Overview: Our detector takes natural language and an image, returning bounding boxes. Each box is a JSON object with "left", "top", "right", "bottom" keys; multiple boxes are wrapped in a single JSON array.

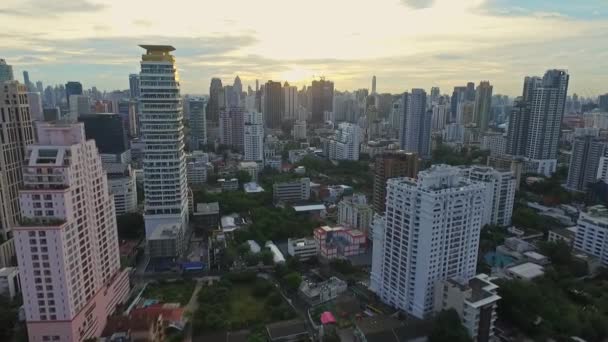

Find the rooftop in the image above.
[
  {"left": 195, "top": 202, "right": 219, "bottom": 215},
  {"left": 149, "top": 223, "right": 181, "bottom": 240},
  {"left": 139, "top": 44, "right": 176, "bottom": 52},
  {"left": 586, "top": 205, "right": 608, "bottom": 218},
  {"left": 266, "top": 320, "right": 309, "bottom": 341},
  {"left": 244, "top": 182, "right": 264, "bottom": 193},
  {"left": 507, "top": 262, "right": 545, "bottom": 279},
  {"left": 293, "top": 204, "right": 326, "bottom": 212}
]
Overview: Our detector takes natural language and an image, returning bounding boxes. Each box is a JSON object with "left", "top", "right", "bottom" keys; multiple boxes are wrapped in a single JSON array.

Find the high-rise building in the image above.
[
  {"left": 430, "top": 86, "right": 440, "bottom": 105},
  {"left": 129, "top": 74, "right": 140, "bottom": 99},
  {"left": 68, "top": 94, "right": 91, "bottom": 120},
  {"left": 284, "top": 83, "right": 298, "bottom": 121},
  {"left": 206, "top": 78, "right": 223, "bottom": 142},
  {"left": 0, "top": 81, "right": 35, "bottom": 243},
  {"left": 22, "top": 71, "right": 32, "bottom": 90},
  {"left": 139, "top": 45, "right": 188, "bottom": 256},
  {"left": 338, "top": 194, "right": 373, "bottom": 236},
  {"left": 263, "top": 80, "right": 283, "bottom": 129},
  {"left": 36, "top": 81, "right": 43, "bottom": 94},
  {"left": 505, "top": 97, "right": 530, "bottom": 156},
  {"left": 293, "top": 120, "right": 307, "bottom": 140},
  {"left": 371, "top": 75, "right": 377, "bottom": 94},
  {"left": 525, "top": 70, "right": 569, "bottom": 169},
  {"left": 27, "top": 92, "right": 44, "bottom": 121},
  {"left": 233, "top": 76, "right": 243, "bottom": 105},
  {"left": 0, "top": 59, "right": 14, "bottom": 82},
  {"left": 460, "top": 166, "right": 516, "bottom": 227},
  {"left": 566, "top": 128, "right": 607, "bottom": 192},
  {"left": 79, "top": 113, "right": 128, "bottom": 155},
  {"left": 105, "top": 163, "right": 138, "bottom": 215},
  {"left": 480, "top": 132, "right": 507, "bottom": 156},
  {"left": 400, "top": 89, "right": 432, "bottom": 158},
  {"left": 599, "top": 94, "right": 608, "bottom": 112},
  {"left": 186, "top": 151, "right": 209, "bottom": 186},
  {"left": 466, "top": 82, "right": 476, "bottom": 101},
  {"left": 65, "top": 81, "right": 83, "bottom": 106},
  {"left": 431, "top": 103, "right": 449, "bottom": 131},
  {"left": 474, "top": 81, "right": 493, "bottom": 132},
  {"left": 574, "top": 205, "right": 608, "bottom": 267},
  {"left": 243, "top": 111, "right": 264, "bottom": 162},
  {"left": 189, "top": 98, "right": 207, "bottom": 150},
  {"left": 13, "top": 122, "right": 129, "bottom": 341},
  {"left": 451, "top": 86, "right": 467, "bottom": 122},
  {"left": 311, "top": 79, "right": 334, "bottom": 124},
  {"left": 219, "top": 107, "right": 245, "bottom": 151},
  {"left": 370, "top": 165, "right": 485, "bottom": 318},
  {"left": 372, "top": 151, "right": 419, "bottom": 214},
  {"left": 327, "top": 122, "right": 360, "bottom": 161}
]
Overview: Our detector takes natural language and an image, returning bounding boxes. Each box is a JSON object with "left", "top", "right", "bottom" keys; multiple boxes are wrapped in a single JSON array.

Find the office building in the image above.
[
  {"left": 400, "top": 89, "right": 432, "bottom": 158},
  {"left": 460, "top": 166, "right": 516, "bottom": 227},
  {"left": 263, "top": 80, "right": 283, "bottom": 129},
  {"left": 206, "top": 78, "right": 223, "bottom": 142},
  {"left": 0, "top": 81, "right": 35, "bottom": 241},
  {"left": 505, "top": 98, "right": 530, "bottom": 156},
  {"left": 187, "top": 151, "right": 209, "bottom": 186},
  {"left": 244, "top": 111, "right": 264, "bottom": 162},
  {"left": 219, "top": 106, "right": 245, "bottom": 151},
  {"left": 599, "top": 94, "right": 608, "bottom": 112},
  {"left": 13, "top": 122, "right": 129, "bottom": 341},
  {"left": 287, "top": 238, "right": 317, "bottom": 260},
  {"left": 430, "top": 86, "right": 440, "bottom": 105},
  {"left": 65, "top": 81, "right": 83, "bottom": 106},
  {"left": 293, "top": 120, "right": 306, "bottom": 140},
  {"left": 370, "top": 165, "right": 485, "bottom": 318},
  {"left": 273, "top": 178, "right": 310, "bottom": 203},
  {"left": 311, "top": 79, "right": 334, "bottom": 124},
  {"left": 451, "top": 86, "right": 467, "bottom": 122},
  {"left": 327, "top": 122, "right": 360, "bottom": 161},
  {"left": 68, "top": 94, "right": 90, "bottom": 120},
  {"left": 189, "top": 98, "right": 207, "bottom": 150},
  {"left": 525, "top": 70, "right": 569, "bottom": 172},
  {"left": 0, "top": 59, "right": 13, "bottom": 82},
  {"left": 371, "top": 76, "right": 377, "bottom": 94},
  {"left": 474, "top": 81, "right": 493, "bottom": 131},
  {"left": 574, "top": 205, "right": 608, "bottom": 267},
  {"left": 129, "top": 74, "right": 140, "bottom": 99},
  {"left": 566, "top": 128, "right": 607, "bottom": 192},
  {"left": 372, "top": 151, "right": 419, "bottom": 214},
  {"left": 433, "top": 274, "right": 501, "bottom": 342},
  {"left": 284, "top": 83, "right": 298, "bottom": 121},
  {"left": 139, "top": 45, "right": 188, "bottom": 256},
  {"left": 431, "top": 103, "right": 449, "bottom": 131},
  {"left": 480, "top": 132, "right": 507, "bottom": 156},
  {"left": 338, "top": 194, "right": 373, "bottom": 236},
  {"left": 79, "top": 113, "right": 128, "bottom": 154},
  {"left": 22, "top": 71, "right": 32, "bottom": 91},
  {"left": 105, "top": 163, "right": 138, "bottom": 215},
  {"left": 27, "top": 92, "right": 43, "bottom": 121},
  {"left": 35, "top": 81, "right": 43, "bottom": 94}
]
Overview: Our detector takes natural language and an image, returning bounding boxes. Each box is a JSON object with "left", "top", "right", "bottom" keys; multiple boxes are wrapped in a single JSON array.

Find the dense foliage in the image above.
[
  {"left": 116, "top": 212, "right": 145, "bottom": 240},
  {"left": 428, "top": 309, "right": 472, "bottom": 342}
]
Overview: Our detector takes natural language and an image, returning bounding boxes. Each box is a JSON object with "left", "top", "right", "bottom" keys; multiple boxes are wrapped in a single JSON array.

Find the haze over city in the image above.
[{"left": 1, "top": 0, "right": 607, "bottom": 95}]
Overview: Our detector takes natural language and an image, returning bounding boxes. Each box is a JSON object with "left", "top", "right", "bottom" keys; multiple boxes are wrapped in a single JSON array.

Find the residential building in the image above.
[
  {"left": 431, "top": 103, "right": 449, "bottom": 131},
  {"left": 599, "top": 94, "right": 608, "bottom": 112},
  {"left": 314, "top": 225, "right": 366, "bottom": 260},
  {"left": 206, "top": 78, "right": 223, "bottom": 141},
  {"left": 147, "top": 223, "right": 184, "bottom": 258},
  {"left": 400, "top": 89, "right": 432, "bottom": 158},
  {"left": 460, "top": 165, "right": 516, "bottom": 226},
  {"left": 338, "top": 194, "right": 373, "bottom": 236},
  {"left": 0, "top": 267, "right": 20, "bottom": 299},
  {"left": 273, "top": 178, "right": 311, "bottom": 203},
  {"left": 299, "top": 276, "right": 347, "bottom": 305},
  {"left": 13, "top": 122, "right": 129, "bottom": 341},
  {"left": 566, "top": 128, "right": 607, "bottom": 192},
  {"left": 327, "top": 122, "right": 360, "bottom": 161},
  {"left": 372, "top": 151, "right": 419, "bottom": 214},
  {"left": 65, "top": 81, "right": 83, "bottom": 106},
  {"left": 27, "top": 92, "right": 43, "bottom": 121},
  {"left": 293, "top": 120, "right": 307, "bottom": 140},
  {"left": 480, "top": 132, "right": 506, "bottom": 156},
  {"left": 433, "top": 274, "right": 501, "bottom": 342},
  {"left": 0, "top": 81, "right": 35, "bottom": 242},
  {"left": 243, "top": 111, "right": 264, "bottom": 162},
  {"left": 238, "top": 161, "right": 259, "bottom": 182},
  {"left": 443, "top": 123, "right": 465, "bottom": 146},
  {"left": 129, "top": 73, "right": 140, "bottom": 99},
  {"left": 287, "top": 237, "right": 317, "bottom": 260},
  {"left": 139, "top": 45, "right": 189, "bottom": 256},
  {"left": 193, "top": 202, "right": 220, "bottom": 230},
  {"left": 264, "top": 81, "right": 283, "bottom": 129},
  {"left": 79, "top": 113, "right": 128, "bottom": 154},
  {"left": 474, "top": 81, "right": 493, "bottom": 131},
  {"left": 284, "top": 83, "right": 298, "bottom": 121},
  {"left": 311, "top": 79, "right": 334, "bottom": 124},
  {"left": 189, "top": 98, "right": 207, "bottom": 150},
  {"left": 574, "top": 205, "right": 608, "bottom": 267},
  {"left": 547, "top": 227, "right": 577, "bottom": 247},
  {"left": 370, "top": 165, "right": 486, "bottom": 318},
  {"left": 0, "top": 59, "right": 13, "bottom": 82},
  {"left": 219, "top": 106, "right": 245, "bottom": 151},
  {"left": 186, "top": 151, "right": 209, "bottom": 186},
  {"left": 505, "top": 97, "right": 530, "bottom": 156},
  {"left": 219, "top": 178, "right": 239, "bottom": 192},
  {"left": 105, "top": 163, "right": 138, "bottom": 215}
]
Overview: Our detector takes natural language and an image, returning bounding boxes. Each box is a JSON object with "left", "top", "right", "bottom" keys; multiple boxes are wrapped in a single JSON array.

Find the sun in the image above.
[{"left": 279, "top": 66, "right": 314, "bottom": 85}]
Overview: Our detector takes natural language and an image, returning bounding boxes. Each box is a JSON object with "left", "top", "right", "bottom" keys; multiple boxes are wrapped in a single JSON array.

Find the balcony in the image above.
[{"left": 19, "top": 217, "right": 66, "bottom": 227}]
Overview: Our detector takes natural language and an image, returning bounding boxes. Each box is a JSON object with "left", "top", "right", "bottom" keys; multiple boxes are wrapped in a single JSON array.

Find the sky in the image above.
[{"left": 1, "top": 0, "right": 607, "bottom": 96}]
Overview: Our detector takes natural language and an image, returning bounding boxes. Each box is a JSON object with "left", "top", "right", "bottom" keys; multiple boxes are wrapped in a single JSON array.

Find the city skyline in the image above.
[{"left": 1, "top": 0, "right": 606, "bottom": 96}]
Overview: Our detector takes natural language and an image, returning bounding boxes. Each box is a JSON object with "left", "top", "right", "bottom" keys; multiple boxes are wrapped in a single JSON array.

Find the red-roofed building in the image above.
[{"left": 314, "top": 225, "right": 366, "bottom": 260}]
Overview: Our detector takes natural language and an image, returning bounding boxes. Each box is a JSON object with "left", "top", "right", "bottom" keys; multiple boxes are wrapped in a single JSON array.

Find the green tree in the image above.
[
  {"left": 116, "top": 212, "right": 145, "bottom": 240},
  {"left": 428, "top": 309, "right": 472, "bottom": 342},
  {"left": 282, "top": 272, "right": 302, "bottom": 292},
  {"left": 236, "top": 170, "right": 253, "bottom": 184}
]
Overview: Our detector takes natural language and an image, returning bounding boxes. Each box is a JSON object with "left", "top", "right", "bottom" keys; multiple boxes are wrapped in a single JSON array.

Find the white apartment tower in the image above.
[
  {"left": 244, "top": 111, "right": 264, "bottom": 162},
  {"left": 284, "top": 84, "right": 298, "bottom": 120},
  {"left": 13, "top": 122, "right": 129, "bottom": 341},
  {"left": 338, "top": 194, "right": 373, "bottom": 236},
  {"left": 328, "top": 122, "right": 360, "bottom": 161},
  {"left": 574, "top": 205, "right": 608, "bottom": 267},
  {"left": 139, "top": 45, "right": 189, "bottom": 252},
  {"left": 371, "top": 165, "right": 486, "bottom": 318}
]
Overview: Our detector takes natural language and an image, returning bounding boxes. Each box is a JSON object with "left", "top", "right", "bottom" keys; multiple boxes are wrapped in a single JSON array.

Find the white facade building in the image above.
[
  {"left": 287, "top": 237, "right": 317, "bottom": 260},
  {"left": 574, "top": 205, "right": 608, "bottom": 267},
  {"left": 139, "top": 45, "right": 189, "bottom": 253},
  {"left": 273, "top": 178, "right": 311, "bottom": 203},
  {"left": 328, "top": 122, "right": 360, "bottom": 161},
  {"left": 68, "top": 94, "right": 90, "bottom": 120},
  {"left": 480, "top": 132, "right": 507, "bottom": 156},
  {"left": 27, "top": 92, "right": 44, "bottom": 121},
  {"left": 431, "top": 103, "right": 449, "bottom": 132},
  {"left": 293, "top": 120, "right": 307, "bottom": 140},
  {"left": 370, "top": 165, "right": 486, "bottom": 318},
  {"left": 0, "top": 267, "right": 20, "bottom": 299},
  {"left": 186, "top": 151, "right": 209, "bottom": 186},
  {"left": 105, "top": 163, "right": 138, "bottom": 215},
  {"left": 284, "top": 85, "right": 298, "bottom": 120},
  {"left": 337, "top": 194, "right": 373, "bottom": 236},
  {"left": 244, "top": 111, "right": 264, "bottom": 162}
]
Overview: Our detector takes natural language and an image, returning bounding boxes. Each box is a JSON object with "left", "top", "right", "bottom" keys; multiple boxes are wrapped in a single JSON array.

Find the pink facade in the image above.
[
  {"left": 314, "top": 225, "right": 366, "bottom": 260},
  {"left": 13, "top": 122, "right": 130, "bottom": 341}
]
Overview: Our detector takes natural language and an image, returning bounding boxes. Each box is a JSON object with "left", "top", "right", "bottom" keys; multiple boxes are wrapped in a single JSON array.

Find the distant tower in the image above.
[
  {"left": 0, "top": 59, "right": 14, "bottom": 82},
  {"left": 400, "top": 89, "right": 432, "bottom": 158},
  {"left": 22, "top": 71, "right": 31, "bottom": 88},
  {"left": 244, "top": 111, "right": 264, "bottom": 162},
  {"left": 189, "top": 98, "right": 207, "bottom": 149},
  {"left": 263, "top": 80, "right": 283, "bottom": 129},
  {"left": 474, "top": 81, "right": 493, "bottom": 132},
  {"left": 65, "top": 81, "right": 83, "bottom": 106},
  {"left": 372, "top": 75, "right": 377, "bottom": 94},
  {"left": 129, "top": 74, "right": 140, "bottom": 99}
]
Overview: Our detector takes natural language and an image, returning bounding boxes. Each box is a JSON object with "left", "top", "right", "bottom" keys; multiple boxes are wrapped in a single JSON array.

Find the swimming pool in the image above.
[{"left": 484, "top": 251, "right": 515, "bottom": 268}]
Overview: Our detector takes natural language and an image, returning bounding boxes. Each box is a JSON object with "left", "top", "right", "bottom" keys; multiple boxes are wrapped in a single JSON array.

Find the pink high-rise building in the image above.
[{"left": 13, "top": 122, "right": 130, "bottom": 341}]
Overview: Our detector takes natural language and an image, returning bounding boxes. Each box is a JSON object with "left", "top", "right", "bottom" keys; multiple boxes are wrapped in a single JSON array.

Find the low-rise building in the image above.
[
  {"left": 433, "top": 274, "right": 501, "bottom": 342},
  {"left": 193, "top": 202, "right": 220, "bottom": 230},
  {"left": 338, "top": 194, "right": 373, "bottom": 236},
  {"left": 548, "top": 226, "right": 578, "bottom": 247},
  {"left": 298, "top": 276, "right": 347, "bottom": 305},
  {"left": 147, "top": 223, "right": 184, "bottom": 258},
  {"left": 0, "top": 267, "right": 20, "bottom": 299},
  {"left": 244, "top": 182, "right": 265, "bottom": 194},
  {"left": 238, "top": 161, "right": 259, "bottom": 182},
  {"left": 273, "top": 178, "right": 310, "bottom": 203},
  {"left": 219, "top": 178, "right": 239, "bottom": 192},
  {"left": 314, "top": 225, "right": 366, "bottom": 260},
  {"left": 266, "top": 320, "right": 310, "bottom": 342},
  {"left": 265, "top": 241, "right": 286, "bottom": 264},
  {"left": 505, "top": 262, "right": 545, "bottom": 281},
  {"left": 287, "top": 238, "right": 317, "bottom": 260}
]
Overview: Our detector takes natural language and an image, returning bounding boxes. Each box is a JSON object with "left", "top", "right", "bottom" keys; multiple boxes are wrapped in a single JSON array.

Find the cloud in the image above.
[
  {"left": 133, "top": 19, "right": 153, "bottom": 28},
  {"left": 0, "top": 0, "right": 106, "bottom": 17},
  {"left": 400, "top": 0, "right": 434, "bottom": 9}
]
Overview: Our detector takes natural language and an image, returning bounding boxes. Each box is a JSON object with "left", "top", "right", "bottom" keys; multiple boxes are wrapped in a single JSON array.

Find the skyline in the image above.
[{"left": 1, "top": 0, "right": 607, "bottom": 96}]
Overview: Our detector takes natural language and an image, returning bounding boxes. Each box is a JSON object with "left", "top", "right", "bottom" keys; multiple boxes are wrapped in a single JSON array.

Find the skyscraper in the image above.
[
  {"left": 311, "top": 78, "right": 334, "bottom": 124},
  {"left": 129, "top": 73, "right": 140, "bottom": 99},
  {"left": 36, "top": 81, "right": 43, "bottom": 94},
  {"left": 450, "top": 86, "right": 467, "bottom": 122},
  {"left": 233, "top": 75, "right": 243, "bottom": 104},
  {"left": 327, "top": 122, "right": 360, "bottom": 161},
  {"left": 525, "top": 70, "right": 569, "bottom": 172},
  {"left": 505, "top": 97, "right": 530, "bottom": 156},
  {"left": 0, "top": 81, "right": 35, "bottom": 242},
  {"left": 400, "top": 89, "right": 432, "bottom": 158},
  {"left": 206, "top": 78, "right": 223, "bottom": 141},
  {"left": 189, "top": 98, "right": 207, "bottom": 150},
  {"left": 79, "top": 113, "right": 128, "bottom": 155},
  {"left": 219, "top": 107, "right": 245, "bottom": 151},
  {"left": 430, "top": 86, "right": 440, "bottom": 106},
  {"left": 263, "top": 80, "right": 283, "bottom": 129},
  {"left": 566, "top": 128, "right": 607, "bottom": 192},
  {"left": 372, "top": 151, "right": 419, "bottom": 214},
  {"left": 599, "top": 93, "right": 608, "bottom": 112},
  {"left": 27, "top": 92, "right": 44, "bottom": 121},
  {"left": 22, "top": 71, "right": 32, "bottom": 90},
  {"left": 474, "top": 81, "right": 493, "bottom": 131},
  {"left": 13, "top": 122, "right": 129, "bottom": 341},
  {"left": 244, "top": 111, "right": 264, "bottom": 162},
  {"left": 371, "top": 75, "right": 377, "bottom": 94},
  {"left": 370, "top": 165, "right": 485, "bottom": 318},
  {"left": 68, "top": 94, "right": 91, "bottom": 120},
  {"left": 0, "top": 59, "right": 13, "bottom": 82},
  {"left": 139, "top": 45, "right": 188, "bottom": 255},
  {"left": 65, "top": 81, "right": 83, "bottom": 106},
  {"left": 284, "top": 82, "right": 298, "bottom": 121}
]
